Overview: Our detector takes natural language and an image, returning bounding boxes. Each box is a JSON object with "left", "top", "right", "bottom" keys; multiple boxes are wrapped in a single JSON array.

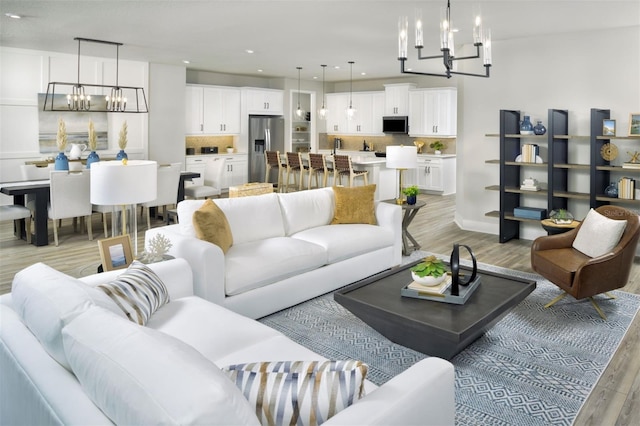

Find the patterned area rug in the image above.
[{"left": 259, "top": 251, "right": 640, "bottom": 426}]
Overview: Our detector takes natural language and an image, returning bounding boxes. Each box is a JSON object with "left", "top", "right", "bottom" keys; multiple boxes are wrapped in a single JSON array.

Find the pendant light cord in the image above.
[{"left": 348, "top": 61, "right": 354, "bottom": 109}]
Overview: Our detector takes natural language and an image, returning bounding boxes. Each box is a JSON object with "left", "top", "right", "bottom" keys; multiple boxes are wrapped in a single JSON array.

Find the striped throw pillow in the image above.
[
  {"left": 223, "top": 360, "right": 368, "bottom": 426},
  {"left": 97, "top": 261, "right": 170, "bottom": 325}
]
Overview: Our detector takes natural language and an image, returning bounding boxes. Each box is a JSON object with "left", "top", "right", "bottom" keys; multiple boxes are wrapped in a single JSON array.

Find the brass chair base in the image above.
[{"left": 544, "top": 292, "right": 616, "bottom": 320}]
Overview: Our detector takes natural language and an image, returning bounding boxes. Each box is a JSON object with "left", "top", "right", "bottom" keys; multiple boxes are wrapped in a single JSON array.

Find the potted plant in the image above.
[
  {"left": 410, "top": 255, "right": 448, "bottom": 286},
  {"left": 226, "top": 145, "right": 234, "bottom": 154},
  {"left": 402, "top": 185, "right": 419, "bottom": 205},
  {"left": 429, "top": 140, "right": 446, "bottom": 155}
]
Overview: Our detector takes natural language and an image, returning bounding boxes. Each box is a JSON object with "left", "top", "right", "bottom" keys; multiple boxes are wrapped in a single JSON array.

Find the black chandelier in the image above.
[
  {"left": 398, "top": 0, "right": 492, "bottom": 79},
  {"left": 43, "top": 37, "right": 148, "bottom": 113}
]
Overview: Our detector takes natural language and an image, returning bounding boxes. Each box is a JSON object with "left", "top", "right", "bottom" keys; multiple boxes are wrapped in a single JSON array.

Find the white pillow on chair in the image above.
[{"left": 572, "top": 208, "right": 627, "bottom": 258}]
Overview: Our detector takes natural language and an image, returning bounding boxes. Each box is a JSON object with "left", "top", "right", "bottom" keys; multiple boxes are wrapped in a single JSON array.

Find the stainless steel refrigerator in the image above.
[{"left": 248, "top": 115, "right": 285, "bottom": 184}]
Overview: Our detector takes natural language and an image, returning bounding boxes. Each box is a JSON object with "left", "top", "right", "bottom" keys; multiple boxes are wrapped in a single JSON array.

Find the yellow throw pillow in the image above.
[
  {"left": 331, "top": 184, "right": 377, "bottom": 225},
  {"left": 192, "top": 199, "right": 233, "bottom": 253}
]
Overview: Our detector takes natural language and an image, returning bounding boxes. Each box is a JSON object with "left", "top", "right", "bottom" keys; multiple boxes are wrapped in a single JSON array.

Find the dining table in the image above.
[{"left": 0, "top": 171, "right": 200, "bottom": 247}]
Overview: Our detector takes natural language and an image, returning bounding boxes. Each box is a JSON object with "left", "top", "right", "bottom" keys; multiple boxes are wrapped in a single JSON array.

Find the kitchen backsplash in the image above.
[
  {"left": 185, "top": 135, "right": 238, "bottom": 153},
  {"left": 318, "top": 134, "right": 456, "bottom": 155}
]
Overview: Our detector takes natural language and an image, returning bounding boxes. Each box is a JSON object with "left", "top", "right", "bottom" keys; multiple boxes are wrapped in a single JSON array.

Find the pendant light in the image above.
[
  {"left": 67, "top": 38, "right": 90, "bottom": 111},
  {"left": 318, "top": 64, "right": 328, "bottom": 120},
  {"left": 346, "top": 61, "right": 356, "bottom": 120},
  {"left": 295, "top": 66, "right": 306, "bottom": 119}
]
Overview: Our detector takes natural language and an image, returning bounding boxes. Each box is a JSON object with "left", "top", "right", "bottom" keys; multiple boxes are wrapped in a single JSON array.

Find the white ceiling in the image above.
[{"left": 1, "top": 1, "right": 639, "bottom": 83}]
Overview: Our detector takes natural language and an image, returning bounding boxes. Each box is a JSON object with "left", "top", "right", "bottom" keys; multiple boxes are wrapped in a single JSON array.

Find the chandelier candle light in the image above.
[{"left": 398, "top": 0, "right": 492, "bottom": 78}]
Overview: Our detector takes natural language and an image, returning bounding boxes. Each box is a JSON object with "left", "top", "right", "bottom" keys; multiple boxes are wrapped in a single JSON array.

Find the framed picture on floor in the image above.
[
  {"left": 98, "top": 235, "right": 133, "bottom": 271},
  {"left": 629, "top": 113, "right": 640, "bottom": 136},
  {"left": 603, "top": 119, "right": 616, "bottom": 136}
]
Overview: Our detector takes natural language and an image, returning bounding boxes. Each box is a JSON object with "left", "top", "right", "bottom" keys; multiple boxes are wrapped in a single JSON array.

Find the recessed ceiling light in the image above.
[
  {"left": 182, "top": 60, "right": 190, "bottom": 64},
  {"left": 313, "top": 76, "right": 318, "bottom": 79},
  {"left": 334, "top": 66, "right": 340, "bottom": 70},
  {"left": 257, "top": 69, "right": 263, "bottom": 73},
  {"left": 246, "top": 49, "right": 254, "bottom": 54},
  {"left": 360, "top": 72, "right": 366, "bottom": 76},
  {"left": 452, "top": 28, "right": 459, "bottom": 33},
  {"left": 5, "top": 12, "right": 21, "bottom": 19}
]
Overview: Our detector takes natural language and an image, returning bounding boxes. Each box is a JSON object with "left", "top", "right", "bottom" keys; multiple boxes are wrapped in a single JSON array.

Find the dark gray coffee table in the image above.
[{"left": 334, "top": 260, "right": 536, "bottom": 359}]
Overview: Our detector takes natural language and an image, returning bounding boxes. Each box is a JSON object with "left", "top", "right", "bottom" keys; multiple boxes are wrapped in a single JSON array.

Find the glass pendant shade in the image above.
[
  {"left": 318, "top": 64, "right": 328, "bottom": 120},
  {"left": 346, "top": 61, "right": 357, "bottom": 119},
  {"left": 295, "top": 66, "right": 306, "bottom": 119}
]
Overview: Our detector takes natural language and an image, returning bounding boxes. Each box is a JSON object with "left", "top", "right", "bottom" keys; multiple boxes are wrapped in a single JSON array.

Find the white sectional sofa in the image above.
[
  {"left": 145, "top": 187, "right": 403, "bottom": 319},
  {"left": 0, "top": 259, "right": 455, "bottom": 425}
]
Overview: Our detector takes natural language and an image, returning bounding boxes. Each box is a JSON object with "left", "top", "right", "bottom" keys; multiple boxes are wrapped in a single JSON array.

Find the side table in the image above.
[
  {"left": 384, "top": 200, "right": 426, "bottom": 255},
  {"left": 540, "top": 219, "right": 580, "bottom": 235}
]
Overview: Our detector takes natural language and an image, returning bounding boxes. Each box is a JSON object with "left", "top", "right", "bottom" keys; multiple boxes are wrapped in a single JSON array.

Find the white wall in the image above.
[
  {"left": 148, "top": 63, "right": 186, "bottom": 165},
  {"left": 456, "top": 26, "right": 640, "bottom": 241}
]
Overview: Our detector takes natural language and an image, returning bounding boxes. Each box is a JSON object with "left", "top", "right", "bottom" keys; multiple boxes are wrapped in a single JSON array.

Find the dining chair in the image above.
[
  {"left": 48, "top": 170, "right": 93, "bottom": 246},
  {"left": 265, "top": 150, "right": 286, "bottom": 192},
  {"left": 20, "top": 164, "right": 54, "bottom": 212},
  {"left": 285, "top": 152, "right": 308, "bottom": 192},
  {"left": 333, "top": 154, "right": 368, "bottom": 187},
  {"left": 140, "top": 163, "right": 181, "bottom": 229},
  {"left": 307, "top": 153, "right": 333, "bottom": 189},
  {"left": 0, "top": 205, "right": 32, "bottom": 244},
  {"left": 184, "top": 157, "right": 226, "bottom": 199}
]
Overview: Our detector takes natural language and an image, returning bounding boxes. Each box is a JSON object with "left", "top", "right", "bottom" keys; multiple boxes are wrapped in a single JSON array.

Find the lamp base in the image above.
[{"left": 395, "top": 198, "right": 406, "bottom": 205}]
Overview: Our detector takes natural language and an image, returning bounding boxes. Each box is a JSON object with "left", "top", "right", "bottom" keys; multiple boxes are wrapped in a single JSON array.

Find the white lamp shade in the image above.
[
  {"left": 386, "top": 146, "right": 418, "bottom": 169},
  {"left": 90, "top": 160, "right": 157, "bottom": 205}
]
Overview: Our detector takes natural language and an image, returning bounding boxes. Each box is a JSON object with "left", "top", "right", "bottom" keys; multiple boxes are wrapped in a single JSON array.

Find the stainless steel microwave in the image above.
[{"left": 382, "top": 116, "right": 409, "bottom": 134}]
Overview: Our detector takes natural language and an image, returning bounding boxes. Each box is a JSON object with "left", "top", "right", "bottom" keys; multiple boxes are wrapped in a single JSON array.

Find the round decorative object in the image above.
[
  {"left": 86, "top": 151, "right": 100, "bottom": 169},
  {"left": 549, "top": 209, "right": 574, "bottom": 224},
  {"left": 520, "top": 115, "right": 534, "bottom": 135},
  {"left": 54, "top": 152, "right": 69, "bottom": 170},
  {"left": 116, "top": 149, "right": 128, "bottom": 160},
  {"left": 604, "top": 182, "right": 619, "bottom": 198},
  {"left": 600, "top": 143, "right": 618, "bottom": 161},
  {"left": 449, "top": 244, "right": 477, "bottom": 296},
  {"left": 533, "top": 121, "right": 547, "bottom": 135},
  {"left": 411, "top": 271, "right": 446, "bottom": 287}
]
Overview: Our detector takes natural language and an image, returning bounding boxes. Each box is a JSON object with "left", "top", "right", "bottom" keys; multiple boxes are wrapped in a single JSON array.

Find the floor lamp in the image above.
[
  {"left": 90, "top": 160, "right": 157, "bottom": 255},
  {"left": 386, "top": 145, "right": 417, "bottom": 204}
]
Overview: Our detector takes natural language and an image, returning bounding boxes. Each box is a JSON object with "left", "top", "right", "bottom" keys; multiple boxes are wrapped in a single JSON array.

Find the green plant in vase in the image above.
[
  {"left": 410, "top": 255, "right": 448, "bottom": 286},
  {"left": 429, "top": 140, "right": 446, "bottom": 154},
  {"left": 402, "top": 185, "right": 419, "bottom": 205}
]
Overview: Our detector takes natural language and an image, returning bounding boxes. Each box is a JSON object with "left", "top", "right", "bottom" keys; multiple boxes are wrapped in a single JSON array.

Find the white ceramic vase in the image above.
[{"left": 411, "top": 271, "right": 446, "bottom": 287}]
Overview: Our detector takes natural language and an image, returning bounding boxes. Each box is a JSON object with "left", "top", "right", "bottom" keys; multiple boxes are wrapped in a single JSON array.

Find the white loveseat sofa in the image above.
[
  {"left": 0, "top": 259, "right": 455, "bottom": 425},
  {"left": 145, "top": 187, "right": 402, "bottom": 319}
]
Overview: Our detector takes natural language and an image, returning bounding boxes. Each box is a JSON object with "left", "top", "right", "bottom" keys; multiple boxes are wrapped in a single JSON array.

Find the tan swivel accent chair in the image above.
[
  {"left": 285, "top": 152, "right": 308, "bottom": 192},
  {"left": 333, "top": 154, "right": 368, "bottom": 187},
  {"left": 531, "top": 205, "right": 640, "bottom": 319},
  {"left": 307, "top": 153, "right": 333, "bottom": 189},
  {"left": 265, "top": 150, "right": 285, "bottom": 192},
  {"left": 48, "top": 170, "right": 93, "bottom": 246}
]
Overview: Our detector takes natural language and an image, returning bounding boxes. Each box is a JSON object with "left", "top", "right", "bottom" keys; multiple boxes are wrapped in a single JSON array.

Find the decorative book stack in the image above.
[
  {"left": 407, "top": 275, "right": 452, "bottom": 295},
  {"left": 520, "top": 177, "right": 540, "bottom": 191},
  {"left": 513, "top": 206, "right": 547, "bottom": 220},
  {"left": 618, "top": 177, "right": 636, "bottom": 199},
  {"left": 521, "top": 144, "right": 539, "bottom": 163}
]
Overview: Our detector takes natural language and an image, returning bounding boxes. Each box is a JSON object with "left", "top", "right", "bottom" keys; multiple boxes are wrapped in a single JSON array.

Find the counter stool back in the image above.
[
  {"left": 307, "top": 153, "right": 333, "bottom": 189},
  {"left": 265, "top": 151, "right": 286, "bottom": 192},
  {"left": 333, "top": 154, "right": 368, "bottom": 187},
  {"left": 285, "top": 152, "right": 308, "bottom": 192}
]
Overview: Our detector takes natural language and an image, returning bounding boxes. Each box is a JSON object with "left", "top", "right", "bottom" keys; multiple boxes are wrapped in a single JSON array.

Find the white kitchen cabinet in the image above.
[
  {"left": 384, "top": 83, "right": 416, "bottom": 116},
  {"left": 415, "top": 156, "right": 456, "bottom": 195},
  {"left": 244, "top": 88, "right": 284, "bottom": 114},
  {"left": 408, "top": 88, "right": 457, "bottom": 137},
  {"left": 326, "top": 93, "right": 349, "bottom": 134},
  {"left": 222, "top": 155, "right": 248, "bottom": 189},
  {"left": 327, "top": 92, "right": 384, "bottom": 135},
  {"left": 185, "top": 85, "right": 240, "bottom": 135}
]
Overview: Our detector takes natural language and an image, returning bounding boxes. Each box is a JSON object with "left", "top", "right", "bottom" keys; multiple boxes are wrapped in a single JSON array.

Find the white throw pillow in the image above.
[
  {"left": 10, "top": 263, "right": 125, "bottom": 370},
  {"left": 223, "top": 360, "right": 368, "bottom": 426},
  {"left": 62, "top": 306, "right": 260, "bottom": 426},
  {"left": 277, "top": 188, "right": 335, "bottom": 235},
  {"left": 572, "top": 208, "right": 627, "bottom": 258}
]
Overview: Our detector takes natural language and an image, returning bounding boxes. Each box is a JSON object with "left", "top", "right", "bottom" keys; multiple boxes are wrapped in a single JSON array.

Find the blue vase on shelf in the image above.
[
  {"left": 604, "top": 182, "right": 618, "bottom": 198},
  {"left": 533, "top": 121, "right": 547, "bottom": 135},
  {"left": 54, "top": 152, "right": 69, "bottom": 170},
  {"left": 86, "top": 151, "right": 100, "bottom": 168},
  {"left": 520, "top": 116, "right": 534, "bottom": 135},
  {"left": 116, "top": 149, "right": 128, "bottom": 160}
]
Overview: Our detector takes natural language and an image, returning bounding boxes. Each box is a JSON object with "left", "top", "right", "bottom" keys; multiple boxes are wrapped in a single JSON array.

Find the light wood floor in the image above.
[{"left": 0, "top": 194, "right": 638, "bottom": 425}]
